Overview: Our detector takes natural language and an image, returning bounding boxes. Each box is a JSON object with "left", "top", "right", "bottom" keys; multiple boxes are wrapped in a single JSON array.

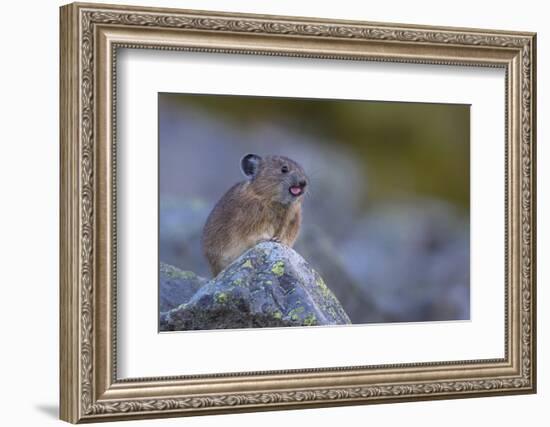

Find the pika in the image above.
[{"left": 202, "top": 154, "right": 308, "bottom": 276}]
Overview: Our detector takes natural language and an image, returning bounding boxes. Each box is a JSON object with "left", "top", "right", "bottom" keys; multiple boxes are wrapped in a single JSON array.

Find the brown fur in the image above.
[{"left": 202, "top": 155, "right": 308, "bottom": 276}]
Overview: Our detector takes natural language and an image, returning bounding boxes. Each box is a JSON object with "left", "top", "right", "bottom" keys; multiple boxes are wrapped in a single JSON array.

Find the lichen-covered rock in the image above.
[
  {"left": 160, "top": 242, "right": 351, "bottom": 331},
  {"left": 159, "top": 263, "right": 206, "bottom": 312}
]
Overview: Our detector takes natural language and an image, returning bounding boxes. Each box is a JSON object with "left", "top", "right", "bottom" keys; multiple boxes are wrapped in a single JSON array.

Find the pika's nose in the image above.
[{"left": 298, "top": 179, "right": 307, "bottom": 188}]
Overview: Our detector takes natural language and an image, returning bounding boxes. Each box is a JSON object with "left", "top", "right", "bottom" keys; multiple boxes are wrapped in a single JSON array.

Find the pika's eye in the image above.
[{"left": 281, "top": 165, "right": 289, "bottom": 174}]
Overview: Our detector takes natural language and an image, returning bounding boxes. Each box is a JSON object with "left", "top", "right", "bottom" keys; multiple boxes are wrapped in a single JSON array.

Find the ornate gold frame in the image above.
[{"left": 59, "top": 2, "right": 537, "bottom": 423}]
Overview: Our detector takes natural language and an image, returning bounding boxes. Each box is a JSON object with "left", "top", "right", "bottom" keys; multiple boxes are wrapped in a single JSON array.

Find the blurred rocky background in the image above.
[{"left": 159, "top": 93, "right": 470, "bottom": 324}]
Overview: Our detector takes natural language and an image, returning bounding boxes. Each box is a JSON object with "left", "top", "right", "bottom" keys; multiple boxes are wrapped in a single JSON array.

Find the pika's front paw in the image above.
[{"left": 270, "top": 237, "right": 282, "bottom": 244}]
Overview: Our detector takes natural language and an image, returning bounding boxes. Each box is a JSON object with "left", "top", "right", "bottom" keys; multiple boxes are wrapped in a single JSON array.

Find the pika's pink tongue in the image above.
[{"left": 290, "top": 186, "right": 302, "bottom": 196}]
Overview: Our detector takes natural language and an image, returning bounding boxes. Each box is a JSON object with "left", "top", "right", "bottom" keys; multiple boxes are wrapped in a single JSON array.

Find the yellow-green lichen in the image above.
[
  {"left": 161, "top": 263, "right": 197, "bottom": 280},
  {"left": 180, "top": 271, "right": 197, "bottom": 280},
  {"left": 288, "top": 306, "right": 304, "bottom": 321},
  {"left": 315, "top": 275, "right": 331, "bottom": 298},
  {"left": 241, "top": 259, "right": 253, "bottom": 269},
  {"left": 303, "top": 313, "right": 317, "bottom": 326},
  {"left": 272, "top": 310, "right": 282, "bottom": 320},
  {"left": 215, "top": 292, "right": 228, "bottom": 304},
  {"left": 271, "top": 261, "right": 285, "bottom": 277}
]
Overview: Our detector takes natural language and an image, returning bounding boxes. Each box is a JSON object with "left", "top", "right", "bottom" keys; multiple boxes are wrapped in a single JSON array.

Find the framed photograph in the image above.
[{"left": 60, "top": 2, "right": 537, "bottom": 423}]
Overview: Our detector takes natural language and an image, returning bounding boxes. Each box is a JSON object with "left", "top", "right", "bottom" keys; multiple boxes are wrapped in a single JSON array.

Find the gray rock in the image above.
[
  {"left": 159, "top": 197, "right": 211, "bottom": 277},
  {"left": 295, "top": 224, "right": 389, "bottom": 323},
  {"left": 339, "top": 199, "right": 470, "bottom": 322},
  {"left": 159, "top": 263, "right": 206, "bottom": 312},
  {"left": 160, "top": 242, "right": 351, "bottom": 331}
]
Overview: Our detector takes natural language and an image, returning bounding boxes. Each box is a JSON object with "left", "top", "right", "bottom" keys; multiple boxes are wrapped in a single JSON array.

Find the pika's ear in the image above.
[{"left": 240, "top": 154, "right": 262, "bottom": 178}]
